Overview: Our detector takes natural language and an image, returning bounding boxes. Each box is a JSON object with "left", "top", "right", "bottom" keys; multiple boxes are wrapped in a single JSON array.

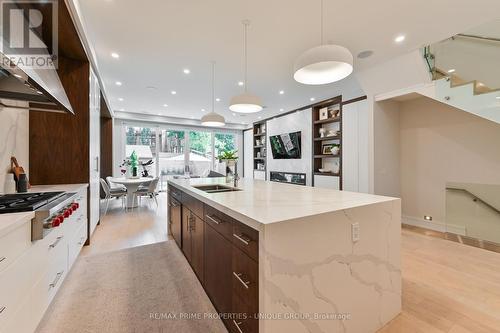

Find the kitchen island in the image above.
[{"left": 168, "top": 177, "right": 401, "bottom": 333}]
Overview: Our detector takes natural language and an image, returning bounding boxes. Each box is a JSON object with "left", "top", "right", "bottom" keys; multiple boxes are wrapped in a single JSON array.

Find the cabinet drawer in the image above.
[
  {"left": 169, "top": 186, "right": 182, "bottom": 202},
  {"left": 182, "top": 193, "right": 204, "bottom": 219},
  {"left": 68, "top": 222, "right": 87, "bottom": 269},
  {"left": 232, "top": 222, "right": 259, "bottom": 262},
  {"left": 204, "top": 205, "right": 233, "bottom": 239},
  {"left": 0, "top": 221, "right": 31, "bottom": 274},
  {"left": 232, "top": 247, "right": 258, "bottom": 313},
  {"left": 0, "top": 249, "right": 32, "bottom": 331},
  {"left": 230, "top": 294, "right": 259, "bottom": 333}
]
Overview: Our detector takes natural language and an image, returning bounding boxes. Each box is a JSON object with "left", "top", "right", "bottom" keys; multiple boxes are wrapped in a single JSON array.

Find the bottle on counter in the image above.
[
  {"left": 17, "top": 173, "right": 28, "bottom": 193},
  {"left": 4, "top": 174, "right": 17, "bottom": 193}
]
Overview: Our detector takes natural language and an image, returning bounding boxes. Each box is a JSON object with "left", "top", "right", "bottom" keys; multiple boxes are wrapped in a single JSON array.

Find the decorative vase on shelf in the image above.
[{"left": 319, "top": 128, "right": 326, "bottom": 138}]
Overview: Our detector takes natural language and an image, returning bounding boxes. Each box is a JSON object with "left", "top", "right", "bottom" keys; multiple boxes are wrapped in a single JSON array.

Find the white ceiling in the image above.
[{"left": 74, "top": 0, "right": 500, "bottom": 125}]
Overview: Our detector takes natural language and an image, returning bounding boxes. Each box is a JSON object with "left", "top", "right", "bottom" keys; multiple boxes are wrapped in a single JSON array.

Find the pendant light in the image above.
[
  {"left": 293, "top": 0, "right": 353, "bottom": 85},
  {"left": 229, "top": 20, "right": 263, "bottom": 113},
  {"left": 201, "top": 62, "right": 225, "bottom": 127}
]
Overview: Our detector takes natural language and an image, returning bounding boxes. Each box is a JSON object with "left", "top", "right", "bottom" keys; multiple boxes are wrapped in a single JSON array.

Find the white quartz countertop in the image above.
[
  {"left": 168, "top": 177, "right": 399, "bottom": 227},
  {"left": 0, "top": 211, "right": 34, "bottom": 238}
]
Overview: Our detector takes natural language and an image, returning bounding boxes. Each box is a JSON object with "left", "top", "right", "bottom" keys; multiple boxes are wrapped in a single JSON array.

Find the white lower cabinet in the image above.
[{"left": 0, "top": 187, "right": 88, "bottom": 333}]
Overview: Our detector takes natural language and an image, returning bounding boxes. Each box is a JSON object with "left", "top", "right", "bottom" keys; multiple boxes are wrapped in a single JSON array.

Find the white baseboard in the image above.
[{"left": 402, "top": 215, "right": 466, "bottom": 235}]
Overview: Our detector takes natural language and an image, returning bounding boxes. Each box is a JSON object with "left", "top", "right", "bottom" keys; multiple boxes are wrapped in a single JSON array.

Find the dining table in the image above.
[{"left": 107, "top": 177, "right": 152, "bottom": 208}]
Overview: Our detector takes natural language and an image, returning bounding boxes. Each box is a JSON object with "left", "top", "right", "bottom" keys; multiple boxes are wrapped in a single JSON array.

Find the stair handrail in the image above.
[{"left": 446, "top": 187, "right": 500, "bottom": 215}]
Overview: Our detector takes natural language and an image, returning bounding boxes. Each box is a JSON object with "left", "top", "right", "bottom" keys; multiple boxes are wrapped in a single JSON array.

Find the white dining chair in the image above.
[
  {"left": 100, "top": 178, "right": 126, "bottom": 215},
  {"left": 134, "top": 177, "right": 160, "bottom": 208}
]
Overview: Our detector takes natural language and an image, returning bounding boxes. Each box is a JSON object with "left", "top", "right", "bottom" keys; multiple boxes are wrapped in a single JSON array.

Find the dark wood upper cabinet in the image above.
[{"left": 204, "top": 223, "right": 233, "bottom": 314}]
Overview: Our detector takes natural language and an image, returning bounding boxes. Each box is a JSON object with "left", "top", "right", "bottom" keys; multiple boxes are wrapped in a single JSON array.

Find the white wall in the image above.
[
  {"left": 0, "top": 103, "right": 29, "bottom": 193},
  {"left": 266, "top": 109, "right": 312, "bottom": 186},
  {"left": 373, "top": 100, "right": 401, "bottom": 197},
  {"left": 399, "top": 97, "right": 500, "bottom": 226},
  {"left": 243, "top": 129, "right": 253, "bottom": 178}
]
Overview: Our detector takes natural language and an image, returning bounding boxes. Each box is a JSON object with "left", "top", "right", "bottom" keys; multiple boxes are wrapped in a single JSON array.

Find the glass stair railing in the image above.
[{"left": 422, "top": 19, "right": 500, "bottom": 124}]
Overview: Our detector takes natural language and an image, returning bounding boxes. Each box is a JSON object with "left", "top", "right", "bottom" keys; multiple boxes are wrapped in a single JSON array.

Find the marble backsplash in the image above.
[{"left": 0, "top": 101, "right": 29, "bottom": 193}]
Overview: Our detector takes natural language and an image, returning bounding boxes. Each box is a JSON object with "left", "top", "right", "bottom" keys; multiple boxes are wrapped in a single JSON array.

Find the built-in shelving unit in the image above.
[
  {"left": 311, "top": 96, "right": 343, "bottom": 189},
  {"left": 253, "top": 121, "right": 267, "bottom": 175}
]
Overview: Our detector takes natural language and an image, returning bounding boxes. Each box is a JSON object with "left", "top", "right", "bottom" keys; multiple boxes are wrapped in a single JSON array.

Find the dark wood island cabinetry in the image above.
[{"left": 167, "top": 185, "right": 259, "bottom": 333}]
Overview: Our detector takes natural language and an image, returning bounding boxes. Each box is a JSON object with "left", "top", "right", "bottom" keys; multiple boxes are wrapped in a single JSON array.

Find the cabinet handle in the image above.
[
  {"left": 49, "top": 271, "right": 64, "bottom": 288},
  {"left": 0, "top": 256, "right": 6, "bottom": 263},
  {"left": 233, "top": 272, "right": 250, "bottom": 289},
  {"left": 233, "top": 233, "right": 250, "bottom": 246},
  {"left": 206, "top": 215, "right": 221, "bottom": 225},
  {"left": 0, "top": 306, "right": 5, "bottom": 314},
  {"left": 189, "top": 214, "right": 196, "bottom": 231},
  {"left": 49, "top": 236, "right": 63, "bottom": 249},
  {"left": 233, "top": 320, "right": 244, "bottom": 333}
]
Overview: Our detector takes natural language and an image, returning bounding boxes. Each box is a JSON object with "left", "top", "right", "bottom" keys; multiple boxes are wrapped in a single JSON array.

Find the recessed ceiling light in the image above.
[
  {"left": 13, "top": 74, "right": 22, "bottom": 78},
  {"left": 118, "top": 98, "right": 124, "bottom": 101},
  {"left": 163, "top": 104, "right": 168, "bottom": 107},
  {"left": 201, "top": 108, "right": 206, "bottom": 112},
  {"left": 394, "top": 34, "right": 406, "bottom": 43},
  {"left": 215, "top": 98, "right": 221, "bottom": 102},
  {"left": 115, "top": 81, "right": 122, "bottom": 86},
  {"left": 447, "top": 69, "right": 456, "bottom": 73},
  {"left": 280, "top": 108, "right": 284, "bottom": 112},
  {"left": 171, "top": 90, "right": 177, "bottom": 95},
  {"left": 157, "top": 113, "right": 161, "bottom": 115},
  {"left": 258, "top": 116, "right": 262, "bottom": 119},
  {"left": 279, "top": 90, "right": 284, "bottom": 95},
  {"left": 183, "top": 68, "right": 190, "bottom": 74},
  {"left": 232, "top": 113, "right": 236, "bottom": 116},
  {"left": 238, "top": 81, "right": 244, "bottom": 86},
  {"left": 310, "top": 97, "right": 315, "bottom": 101},
  {"left": 120, "top": 108, "right": 125, "bottom": 111},
  {"left": 111, "top": 52, "right": 119, "bottom": 59},
  {"left": 477, "top": 82, "right": 484, "bottom": 86}
]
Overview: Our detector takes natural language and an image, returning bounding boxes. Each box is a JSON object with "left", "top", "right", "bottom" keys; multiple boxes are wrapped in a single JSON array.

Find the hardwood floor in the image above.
[
  {"left": 81, "top": 193, "right": 169, "bottom": 257},
  {"left": 82, "top": 195, "right": 500, "bottom": 332},
  {"left": 379, "top": 228, "right": 500, "bottom": 333}
]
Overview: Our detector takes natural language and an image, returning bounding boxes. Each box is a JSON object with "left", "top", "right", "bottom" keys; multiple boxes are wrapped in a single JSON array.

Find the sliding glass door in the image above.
[
  {"left": 124, "top": 126, "right": 157, "bottom": 177},
  {"left": 121, "top": 122, "right": 239, "bottom": 190}
]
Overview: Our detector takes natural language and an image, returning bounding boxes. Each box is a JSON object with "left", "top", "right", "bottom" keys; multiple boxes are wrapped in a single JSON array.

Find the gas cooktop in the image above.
[{"left": 0, "top": 192, "right": 65, "bottom": 213}]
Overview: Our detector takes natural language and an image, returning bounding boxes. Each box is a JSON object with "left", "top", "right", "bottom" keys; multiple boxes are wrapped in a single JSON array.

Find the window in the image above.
[
  {"left": 188, "top": 131, "right": 213, "bottom": 177},
  {"left": 214, "top": 133, "right": 236, "bottom": 173},
  {"left": 158, "top": 129, "right": 185, "bottom": 178},
  {"left": 124, "top": 126, "right": 157, "bottom": 177}
]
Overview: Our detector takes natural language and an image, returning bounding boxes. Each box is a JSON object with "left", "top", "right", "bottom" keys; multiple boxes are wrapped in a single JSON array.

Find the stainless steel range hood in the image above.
[{"left": 0, "top": 52, "right": 74, "bottom": 114}]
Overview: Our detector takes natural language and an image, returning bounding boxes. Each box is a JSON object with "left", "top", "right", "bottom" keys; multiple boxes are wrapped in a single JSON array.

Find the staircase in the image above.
[{"left": 431, "top": 68, "right": 500, "bottom": 124}]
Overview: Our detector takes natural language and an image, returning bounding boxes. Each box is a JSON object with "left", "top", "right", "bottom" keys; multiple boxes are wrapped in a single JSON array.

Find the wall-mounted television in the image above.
[{"left": 269, "top": 131, "right": 301, "bottom": 159}]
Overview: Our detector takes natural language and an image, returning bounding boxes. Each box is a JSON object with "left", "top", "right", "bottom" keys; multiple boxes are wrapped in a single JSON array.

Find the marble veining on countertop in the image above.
[{"left": 168, "top": 177, "right": 399, "bottom": 226}]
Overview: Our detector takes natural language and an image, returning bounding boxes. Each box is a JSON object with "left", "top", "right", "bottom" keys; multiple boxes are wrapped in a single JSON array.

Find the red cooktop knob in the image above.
[
  {"left": 75, "top": 202, "right": 80, "bottom": 209},
  {"left": 68, "top": 207, "right": 73, "bottom": 215},
  {"left": 72, "top": 203, "right": 78, "bottom": 211},
  {"left": 51, "top": 218, "right": 58, "bottom": 228},
  {"left": 58, "top": 214, "right": 65, "bottom": 223},
  {"left": 64, "top": 209, "right": 71, "bottom": 218}
]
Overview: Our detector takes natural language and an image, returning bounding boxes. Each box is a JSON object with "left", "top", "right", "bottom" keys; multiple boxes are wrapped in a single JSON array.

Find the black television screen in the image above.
[{"left": 269, "top": 131, "right": 301, "bottom": 159}]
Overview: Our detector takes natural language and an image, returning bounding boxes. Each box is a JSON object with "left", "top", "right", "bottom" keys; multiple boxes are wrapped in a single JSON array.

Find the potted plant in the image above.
[{"left": 217, "top": 150, "right": 238, "bottom": 183}]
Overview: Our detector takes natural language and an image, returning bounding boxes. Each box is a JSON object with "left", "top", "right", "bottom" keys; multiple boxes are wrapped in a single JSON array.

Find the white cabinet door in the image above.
[
  {"left": 342, "top": 99, "right": 369, "bottom": 193},
  {"left": 243, "top": 130, "right": 253, "bottom": 178},
  {"left": 89, "top": 70, "right": 101, "bottom": 237}
]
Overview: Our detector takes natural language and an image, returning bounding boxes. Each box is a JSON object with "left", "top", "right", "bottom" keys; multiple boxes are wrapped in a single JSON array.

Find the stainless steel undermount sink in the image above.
[{"left": 193, "top": 184, "right": 242, "bottom": 193}]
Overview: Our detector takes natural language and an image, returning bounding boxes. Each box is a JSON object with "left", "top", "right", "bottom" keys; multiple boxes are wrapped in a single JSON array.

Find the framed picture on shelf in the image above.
[
  {"left": 328, "top": 106, "right": 340, "bottom": 119},
  {"left": 319, "top": 107, "right": 328, "bottom": 120},
  {"left": 322, "top": 143, "right": 340, "bottom": 155}
]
